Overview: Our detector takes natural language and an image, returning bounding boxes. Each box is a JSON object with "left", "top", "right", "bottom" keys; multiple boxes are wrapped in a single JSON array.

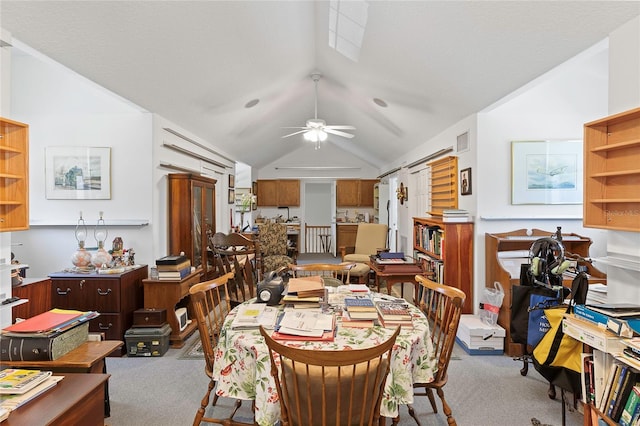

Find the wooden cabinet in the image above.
[
  {"left": 336, "top": 224, "right": 358, "bottom": 250},
  {"left": 49, "top": 266, "right": 148, "bottom": 356},
  {"left": 584, "top": 107, "right": 640, "bottom": 232},
  {"left": 11, "top": 278, "right": 51, "bottom": 321},
  {"left": 168, "top": 173, "right": 217, "bottom": 280},
  {"left": 256, "top": 179, "right": 300, "bottom": 206},
  {"left": 277, "top": 180, "right": 300, "bottom": 206},
  {"left": 143, "top": 269, "right": 201, "bottom": 348},
  {"left": 0, "top": 117, "right": 29, "bottom": 232},
  {"left": 485, "top": 229, "right": 606, "bottom": 357},
  {"left": 413, "top": 217, "right": 473, "bottom": 314},
  {"left": 336, "top": 179, "right": 378, "bottom": 207},
  {"left": 359, "top": 179, "right": 377, "bottom": 207}
]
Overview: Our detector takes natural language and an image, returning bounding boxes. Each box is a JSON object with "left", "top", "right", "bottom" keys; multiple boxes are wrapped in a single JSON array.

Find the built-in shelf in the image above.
[
  {"left": 594, "top": 253, "right": 640, "bottom": 272},
  {"left": 29, "top": 219, "right": 149, "bottom": 227}
]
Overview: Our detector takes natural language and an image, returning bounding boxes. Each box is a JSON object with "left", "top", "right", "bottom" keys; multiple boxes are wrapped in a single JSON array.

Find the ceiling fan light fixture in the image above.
[{"left": 303, "top": 128, "right": 327, "bottom": 143}]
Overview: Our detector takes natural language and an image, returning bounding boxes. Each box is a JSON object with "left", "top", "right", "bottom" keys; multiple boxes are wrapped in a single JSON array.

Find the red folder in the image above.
[{"left": 3, "top": 309, "right": 85, "bottom": 334}]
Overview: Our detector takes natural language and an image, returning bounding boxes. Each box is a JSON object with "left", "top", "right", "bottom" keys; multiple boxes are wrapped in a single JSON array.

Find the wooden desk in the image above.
[
  {"left": 142, "top": 269, "right": 202, "bottom": 348},
  {"left": 1, "top": 340, "right": 122, "bottom": 417},
  {"left": 368, "top": 260, "right": 425, "bottom": 304},
  {"left": 4, "top": 373, "right": 109, "bottom": 426}
]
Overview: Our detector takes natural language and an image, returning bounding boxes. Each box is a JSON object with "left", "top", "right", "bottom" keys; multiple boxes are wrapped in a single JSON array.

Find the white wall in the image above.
[{"left": 9, "top": 43, "right": 154, "bottom": 278}]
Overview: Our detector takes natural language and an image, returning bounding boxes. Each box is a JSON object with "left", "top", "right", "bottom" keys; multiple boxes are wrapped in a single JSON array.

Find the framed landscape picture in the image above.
[
  {"left": 511, "top": 140, "right": 582, "bottom": 205},
  {"left": 45, "top": 146, "right": 111, "bottom": 199}
]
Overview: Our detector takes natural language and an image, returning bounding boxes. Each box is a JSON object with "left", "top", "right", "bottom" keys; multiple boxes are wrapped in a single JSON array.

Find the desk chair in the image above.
[
  {"left": 209, "top": 232, "right": 258, "bottom": 305},
  {"left": 287, "top": 263, "right": 355, "bottom": 286},
  {"left": 189, "top": 272, "right": 252, "bottom": 426},
  {"left": 340, "top": 223, "right": 388, "bottom": 284},
  {"left": 406, "top": 276, "right": 466, "bottom": 426},
  {"left": 259, "top": 325, "right": 400, "bottom": 426},
  {"left": 258, "top": 222, "right": 294, "bottom": 277}
]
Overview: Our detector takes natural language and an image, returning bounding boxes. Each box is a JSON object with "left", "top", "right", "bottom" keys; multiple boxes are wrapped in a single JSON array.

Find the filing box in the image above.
[
  {"left": 133, "top": 308, "right": 167, "bottom": 328},
  {"left": 125, "top": 323, "right": 171, "bottom": 357},
  {"left": 455, "top": 314, "right": 505, "bottom": 355}
]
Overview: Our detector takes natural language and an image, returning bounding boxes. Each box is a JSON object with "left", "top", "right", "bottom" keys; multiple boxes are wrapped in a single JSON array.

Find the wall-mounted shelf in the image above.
[
  {"left": 28, "top": 219, "right": 150, "bottom": 227},
  {"left": 584, "top": 107, "right": 640, "bottom": 232},
  {"left": 0, "top": 117, "right": 29, "bottom": 232},
  {"left": 594, "top": 253, "right": 640, "bottom": 272}
]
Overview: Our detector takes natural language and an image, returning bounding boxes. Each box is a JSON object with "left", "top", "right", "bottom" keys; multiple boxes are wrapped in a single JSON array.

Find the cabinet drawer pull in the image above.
[
  {"left": 56, "top": 287, "right": 72, "bottom": 295},
  {"left": 98, "top": 322, "right": 112, "bottom": 330},
  {"left": 97, "top": 288, "right": 112, "bottom": 296},
  {"left": 79, "top": 279, "right": 86, "bottom": 289}
]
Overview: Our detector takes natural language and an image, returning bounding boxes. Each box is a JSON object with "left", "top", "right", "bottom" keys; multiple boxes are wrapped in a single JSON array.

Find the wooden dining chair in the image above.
[
  {"left": 189, "top": 272, "right": 252, "bottom": 426},
  {"left": 259, "top": 325, "right": 400, "bottom": 426},
  {"left": 406, "top": 275, "right": 466, "bottom": 426},
  {"left": 287, "top": 262, "right": 355, "bottom": 286},
  {"left": 209, "top": 232, "right": 258, "bottom": 306}
]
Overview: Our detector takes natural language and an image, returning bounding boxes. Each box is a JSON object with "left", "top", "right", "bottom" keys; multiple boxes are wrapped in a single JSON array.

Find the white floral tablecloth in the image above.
[{"left": 211, "top": 294, "right": 435, "bottom": 426}]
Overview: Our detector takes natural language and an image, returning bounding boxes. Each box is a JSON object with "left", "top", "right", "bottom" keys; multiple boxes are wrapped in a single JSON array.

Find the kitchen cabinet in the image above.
[
  {"left": 49, "top": 266, "right": 148, "bottom": 356},
  {"left": 256, "top": 179, "right": 300, "bottom": 206},
  {"left": 168, "top": 173, "right": 217, "bottom": 280},
  {"left": 336, "top": 179, "right": 378, "bottom": 207},
  {"left": 0, "top": 117, "right": 29, "bottom": 232}
]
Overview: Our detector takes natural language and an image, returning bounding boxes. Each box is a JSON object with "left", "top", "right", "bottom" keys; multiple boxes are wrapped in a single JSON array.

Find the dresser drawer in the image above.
[
  {"left": 89, "top": 313, "right": 122, "bottom": 341},
  {"left": 51, "top": 277, "right": 121, "bottom": 312}
]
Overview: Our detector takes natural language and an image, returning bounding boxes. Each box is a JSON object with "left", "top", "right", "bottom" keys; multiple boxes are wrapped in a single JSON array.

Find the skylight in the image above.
[{"left": 328, "top": 0, "right": 369, "bottom": 62}]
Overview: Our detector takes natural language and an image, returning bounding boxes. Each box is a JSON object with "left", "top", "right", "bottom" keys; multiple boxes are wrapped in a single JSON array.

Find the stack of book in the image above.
[
  {"left": 375, "top": 299, "right": 413, "bottom": 328},
  {"left": 0, "top": 309, "right": 99, "bottom": 361},
  {"left": 344, "top": 296, "right": 379, "bottom": 321},
  {"left": 574, "top": 303, "right": 640, "bottom": 338},
  {"left": 442, "top": 209, "right": 472, "bottom": 223},
  {"left": 0, "top": 369, "right": 64, "bottom": 417},
  {"left": 156, "top": 255, "right": 192, "bottom": 280}
]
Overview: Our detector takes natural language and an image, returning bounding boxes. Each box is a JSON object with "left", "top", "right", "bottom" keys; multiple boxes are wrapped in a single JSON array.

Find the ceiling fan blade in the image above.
[
  {"left": 324, "top": 128, "right": 355, "bottom": 139},
  {"left": 282, "top": 126, "right": 309, "bottom": 130},
  {"left": 281, "top": 129, "right": 310, "bottom": 138},
  {"left": 325, "top": 125, "right": 356, "bottom": 130}
]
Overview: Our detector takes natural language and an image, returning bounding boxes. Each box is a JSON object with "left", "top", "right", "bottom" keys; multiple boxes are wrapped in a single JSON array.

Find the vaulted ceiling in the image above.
[{"left": 2, "top": 1, "right": 639, "bottom": 170}]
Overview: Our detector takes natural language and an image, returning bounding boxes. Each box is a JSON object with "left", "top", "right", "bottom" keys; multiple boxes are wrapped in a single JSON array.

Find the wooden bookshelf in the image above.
[
  {"left": 0, "top": 117, "right": 29, "bottom": 232},
  {"left": 413, "top": 216, "right": 473, "bottom": 314},
  {"left": 583, "top": 107, "right": 640, "bottom": 232}
]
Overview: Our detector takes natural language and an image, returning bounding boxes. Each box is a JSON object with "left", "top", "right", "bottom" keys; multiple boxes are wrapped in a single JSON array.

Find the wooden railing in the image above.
[{"left": 305, "top": 224, "right": 331, "bottom": 253}]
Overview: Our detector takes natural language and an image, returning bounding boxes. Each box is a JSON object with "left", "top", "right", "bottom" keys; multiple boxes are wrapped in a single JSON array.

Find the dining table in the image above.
[{"left": 210, "top": 288, "right": 436, "bottom": 426}]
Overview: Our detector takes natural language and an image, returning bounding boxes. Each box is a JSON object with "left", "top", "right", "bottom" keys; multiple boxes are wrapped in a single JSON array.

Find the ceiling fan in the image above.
[{"left": 282, "top": 72, "right": 355, "bottom": 148}]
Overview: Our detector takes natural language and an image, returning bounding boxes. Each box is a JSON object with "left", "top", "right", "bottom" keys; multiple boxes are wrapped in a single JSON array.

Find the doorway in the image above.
[{"left": 303, "top": 182, "right": 334, "bottom": 255}]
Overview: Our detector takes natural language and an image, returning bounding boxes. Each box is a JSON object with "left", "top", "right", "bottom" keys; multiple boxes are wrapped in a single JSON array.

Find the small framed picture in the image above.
[
  {"left": 228, "top": 188, "right": 235, "bottom": 204},
  {"left": 228, "top": 174, "right": 235, "bottom": 188},
  {"left": 460, "top": 168, "right": 472, "bottom": 196}
]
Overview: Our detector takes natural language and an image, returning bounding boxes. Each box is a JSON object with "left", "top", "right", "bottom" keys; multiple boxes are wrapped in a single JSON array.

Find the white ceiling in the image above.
[{"left": 2, "top": 1, "right": 639, "bottom": 170}]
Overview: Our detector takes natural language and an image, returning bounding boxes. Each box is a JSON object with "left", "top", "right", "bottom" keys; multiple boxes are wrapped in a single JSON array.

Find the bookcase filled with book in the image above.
[
  {"left": 563, "top": 313, "right": 640, "bottom": 426},
  {"left": 412, "top": 217, "right": 473, "bottom": 314}
]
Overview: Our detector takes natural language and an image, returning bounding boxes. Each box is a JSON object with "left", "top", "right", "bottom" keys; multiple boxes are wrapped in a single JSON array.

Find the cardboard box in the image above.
[
  {"left": 125, "top": 324, "right": 171, "bottom": 357},
  {"left": 455, "top": 314, "right": 505, "bottom": 355}
]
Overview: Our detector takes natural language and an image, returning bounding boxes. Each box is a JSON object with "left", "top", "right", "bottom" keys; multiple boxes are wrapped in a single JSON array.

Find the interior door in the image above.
[{"left": 388, "top": 176, "right": 398, "bottom": 252}]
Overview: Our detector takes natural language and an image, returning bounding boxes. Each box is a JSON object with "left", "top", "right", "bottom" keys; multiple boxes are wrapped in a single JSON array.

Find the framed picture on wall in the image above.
[
  {"left": 460, "top": 168, "right": 472, "bottom": 195},
  {"left": 228, "top": 189, "right": 235, "bottom": 204},
  {"left": 511, "top": 140, "right": 583, "bottom": 205},
  {"left": 45, "top": 146, "right": 111, "bottom": 199},
  {"left": 229, "top": 174, "right": 235, "bottom": 188}
]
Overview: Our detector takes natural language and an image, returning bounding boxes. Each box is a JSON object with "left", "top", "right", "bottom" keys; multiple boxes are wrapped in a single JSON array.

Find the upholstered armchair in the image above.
[
  {"left": 340, "top": 223, "right": 388, "bottom": 283},
  {"left": 258, "top": 222, "right": 294, "bottom": 275}
]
